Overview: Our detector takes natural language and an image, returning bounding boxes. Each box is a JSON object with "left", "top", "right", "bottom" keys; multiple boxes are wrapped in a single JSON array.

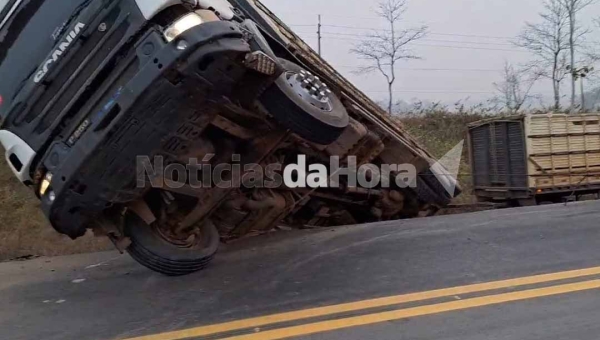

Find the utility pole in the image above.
[
  {"left": 569, "top": 9, "right": 576, "bottom": 112},
  {"left": 569, "top": 66, "right": 594, "bottom": 112},
  {"left": 317, "top": 15, "right": 322, "bottom": 55},
  {"left": 580, "top": 77, "right": 585, "bottom": 111}
]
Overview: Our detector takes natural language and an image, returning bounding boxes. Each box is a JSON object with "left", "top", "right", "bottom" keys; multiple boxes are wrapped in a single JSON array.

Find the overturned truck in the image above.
[{"left": 0, "top": 0, "right": 459, "bottom": 275}]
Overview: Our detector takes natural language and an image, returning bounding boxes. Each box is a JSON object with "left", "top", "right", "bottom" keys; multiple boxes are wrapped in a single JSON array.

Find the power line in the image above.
[
  {"left": 291, "top": 24, "right": 513, "bottom": 40},
  {"left": 273, "top": 11, "right": 382, "bottom": 21},
  {"left": 364, "top": 90, "right": 498, "bottom": 94},
  {"left": 294, "top": 30, "right": 509, "bottom": 46},
  {"left": 335, "top": 66, "right": 504, "bottom": 72},
  {"left": 363, "top": 90, "right": 554, "bottom": 95},
  {"left": 318, "top": 36, "right": 530, "bottom": 53},
  {"left": 288, "top": 25, "right": 514, "bottom": 41},
  {"left": 318, "top": 31, "right": 518, "bottom": 47},
  {"left": 313, "top": 24, "right": 514, "bottom": 40},
  {"left": 293, "top": 31, "right": 526, "bottom": 52}
]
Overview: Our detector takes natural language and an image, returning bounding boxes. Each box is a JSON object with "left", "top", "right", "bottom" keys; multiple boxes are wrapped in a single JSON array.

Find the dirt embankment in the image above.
[{"left": 0, "top": 162, "right": 111, "bottom": 261}]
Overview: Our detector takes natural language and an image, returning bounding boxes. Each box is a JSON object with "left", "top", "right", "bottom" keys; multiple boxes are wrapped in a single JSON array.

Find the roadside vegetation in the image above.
[
  {"left": 0, "top": 156, "right": 110, "bottom": 261},
  {"left": 397, "top": 104, "right": 488, "bottom": 204}
]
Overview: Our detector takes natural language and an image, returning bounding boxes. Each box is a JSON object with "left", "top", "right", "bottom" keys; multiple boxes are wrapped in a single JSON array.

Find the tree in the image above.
[
  {"left": 351, "top": 0, "right": 428, "bottom": 115},
  {"left": 560, "top": 0, "right": 595, "bottom": 111},
  {"left": 493, "top": 62, "right": 541, "bottom": 114},
  {"left": 515, "top": 0, "right": 570, "bottom": 111}
]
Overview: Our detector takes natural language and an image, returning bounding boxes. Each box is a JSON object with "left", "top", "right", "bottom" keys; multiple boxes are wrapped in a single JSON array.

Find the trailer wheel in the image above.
[
  {"left": 260, "top": 58, "right": 349, "bottom": 145},
  {"left": 125, "top": 214, "right": 220, "bottom": 276},
  {"left": 516, "top": 198, "right": 536, "bottom": 207}
]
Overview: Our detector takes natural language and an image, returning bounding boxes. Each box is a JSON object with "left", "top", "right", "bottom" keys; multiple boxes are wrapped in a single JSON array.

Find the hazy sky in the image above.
[
  {"left": 262, "top": 0, "right": 599, "bottom": 107},
  {"left": 1, "top": 0, "right": 597, "bottom": 107}
]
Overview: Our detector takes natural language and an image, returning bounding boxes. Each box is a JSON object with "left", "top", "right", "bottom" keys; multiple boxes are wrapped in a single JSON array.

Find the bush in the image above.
[{"left": 396, "top": 106, "right": 489, "bottom": 204}]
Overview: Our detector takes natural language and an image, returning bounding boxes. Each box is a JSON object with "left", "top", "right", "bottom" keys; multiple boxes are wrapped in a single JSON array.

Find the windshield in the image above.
[
  {"left": 0, "top": 0, "right": 19, "bottom": 30},
  {"left": 0, "top": 0, "right": 10, "bottom": 12}
]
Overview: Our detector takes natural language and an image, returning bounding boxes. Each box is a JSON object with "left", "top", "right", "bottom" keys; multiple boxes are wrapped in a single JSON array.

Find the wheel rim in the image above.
[
  {"left": 151, "top": 204, "right": 216, "bottom": 251},
  {"left": 285, "top": 69, "right": 333, "bottom": 112}
]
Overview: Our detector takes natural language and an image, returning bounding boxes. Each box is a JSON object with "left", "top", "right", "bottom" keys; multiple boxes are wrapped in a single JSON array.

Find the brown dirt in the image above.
[{"left": 0, "top": 162, "right": 111, "bottom": 261}]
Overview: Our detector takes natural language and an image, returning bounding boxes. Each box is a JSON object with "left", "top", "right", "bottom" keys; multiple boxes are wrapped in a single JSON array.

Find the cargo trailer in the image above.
[{"left": 468, "top": 113, "right": 600, "bottom": 205}]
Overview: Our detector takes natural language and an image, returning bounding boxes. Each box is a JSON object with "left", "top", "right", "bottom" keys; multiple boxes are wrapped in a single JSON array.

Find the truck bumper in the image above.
[{"left": 0, "top": 130, "right": 36, "bottom": 183}]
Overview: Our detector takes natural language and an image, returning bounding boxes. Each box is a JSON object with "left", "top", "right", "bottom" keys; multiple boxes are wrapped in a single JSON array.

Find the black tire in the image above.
[
  {"left": 125, "top": 214, "right": 220, "bottom": 276},
  {"left": 260, "top": 58, "right": 349, "bottom": 145},
  {"left": 414, "top": 176, "right": 452, "bottom": 206},
  {"left": 421, "top": 169, "right": 461, "bottom": 199}
]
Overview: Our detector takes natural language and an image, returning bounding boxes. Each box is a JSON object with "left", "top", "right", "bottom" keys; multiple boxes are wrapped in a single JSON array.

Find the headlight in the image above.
[
  {"left": 39, "top": 172, "right": 52, "bottom": 196},
  {"left": 163, "top": 13, "right": 204, "bottom": 42}
]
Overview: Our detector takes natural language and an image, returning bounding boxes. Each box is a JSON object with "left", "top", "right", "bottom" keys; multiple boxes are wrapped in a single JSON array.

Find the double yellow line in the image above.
[{"left": 125, "top": 266, "right": 600, "bottom": 340}]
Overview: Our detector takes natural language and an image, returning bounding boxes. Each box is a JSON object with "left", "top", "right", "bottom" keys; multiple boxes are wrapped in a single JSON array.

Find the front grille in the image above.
[
  {"left": 6, "top": 0, "right": 144, "bottom": 153},
  {"left": 36, "top": 19, "right": 131, "bottom": 133},
  {"left": 22, "top": 7, "right": 125, "bottom": 130}
]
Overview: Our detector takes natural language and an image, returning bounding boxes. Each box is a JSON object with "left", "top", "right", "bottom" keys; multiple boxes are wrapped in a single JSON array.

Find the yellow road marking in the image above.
[
  {"left": 124, "top": 266, "right": 600, "bottom": 340},
  {"left": 222, "top": 279, "right": 600, "bottom": 340}
]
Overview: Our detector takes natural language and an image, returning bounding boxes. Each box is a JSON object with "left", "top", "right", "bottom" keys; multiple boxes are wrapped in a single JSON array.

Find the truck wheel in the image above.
[
  {"left": 422, "top": 169, "right": 461, "bottom": 199},
  {"left": 260, "top": 58, "right": 349, "bottom": 145},
  {"left": 414, "top": 176, "right": 452, "bottom": 206},
  {"left": 125, "top": 214, "right": 220, "bottom": 276}
]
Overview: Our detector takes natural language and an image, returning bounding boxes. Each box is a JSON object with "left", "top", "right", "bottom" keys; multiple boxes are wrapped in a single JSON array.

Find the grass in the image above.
[
  {"left": 0, "top": 159, "right": 111, "bottom": 261},
  {"left": 398, "top": 110, "right": 486, "bottom": 204}
]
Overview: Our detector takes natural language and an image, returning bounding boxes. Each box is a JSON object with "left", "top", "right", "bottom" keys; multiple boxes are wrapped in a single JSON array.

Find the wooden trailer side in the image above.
[{"left": 525, "top": 113, "right": 600, "bottom": 190}]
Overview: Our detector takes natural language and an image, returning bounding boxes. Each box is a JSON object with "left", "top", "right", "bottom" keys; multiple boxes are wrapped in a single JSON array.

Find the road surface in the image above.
[{"left": 2, "top": 201, "right": 600, "bottom": 340}]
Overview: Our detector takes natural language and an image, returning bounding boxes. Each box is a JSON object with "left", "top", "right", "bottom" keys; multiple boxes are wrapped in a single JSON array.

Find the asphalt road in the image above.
[{"left": 2, "top": 201, "right": 600, "bottom": 340}]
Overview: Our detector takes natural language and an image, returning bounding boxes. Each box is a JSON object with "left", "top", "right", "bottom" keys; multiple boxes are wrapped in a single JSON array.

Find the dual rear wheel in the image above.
[{"left": 260, "top": 58, "right": 349, "bottom": 145}]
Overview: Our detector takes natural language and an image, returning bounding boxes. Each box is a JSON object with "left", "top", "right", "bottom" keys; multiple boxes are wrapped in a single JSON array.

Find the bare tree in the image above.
[
  {"left": 560, "top": 0, "right": 595, "bottom": 111},
  {"left": 515, "top": 0, "right": 570, "bottom": 111},
  {"left": 351, "top": 0, "right": 428, "bottom": 115},
  {"left": 493, "top": 62, "right": 541, "bottom": 114}
]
